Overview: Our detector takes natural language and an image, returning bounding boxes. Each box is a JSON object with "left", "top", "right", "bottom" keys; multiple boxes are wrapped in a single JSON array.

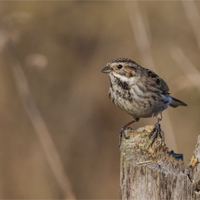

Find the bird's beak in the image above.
[{"left": 101, "top": 66, "right": 111, "bottom": 73}]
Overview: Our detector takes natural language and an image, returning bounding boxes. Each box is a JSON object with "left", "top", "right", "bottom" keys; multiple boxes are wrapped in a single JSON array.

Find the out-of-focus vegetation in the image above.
[{"left": 0, "top": 1, "right": 199, "bottom": 199}]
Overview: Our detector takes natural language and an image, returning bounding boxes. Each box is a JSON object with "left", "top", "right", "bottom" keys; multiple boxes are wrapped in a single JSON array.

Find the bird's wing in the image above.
[{"left": 144, "top": 68, "right": 169, "bottom": 95}]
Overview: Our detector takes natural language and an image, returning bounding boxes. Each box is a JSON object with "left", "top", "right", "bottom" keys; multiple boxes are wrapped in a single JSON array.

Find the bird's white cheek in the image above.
[
  {"left": 112, "top": 73, "right": 138, "bottom": 84},
  {"left": 113, "top": 73, "right": 129, "bottom": 82}
]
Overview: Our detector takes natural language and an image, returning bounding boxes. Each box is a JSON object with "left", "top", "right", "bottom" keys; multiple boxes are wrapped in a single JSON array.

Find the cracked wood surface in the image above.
[{"left": 120, "top": 126, "right": 200, "bottom": 200}]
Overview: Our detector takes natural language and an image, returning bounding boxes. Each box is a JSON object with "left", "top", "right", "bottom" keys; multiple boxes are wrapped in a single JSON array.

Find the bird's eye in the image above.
[{"left": 117, "top": 64, "right": 123, "bottom": 69}]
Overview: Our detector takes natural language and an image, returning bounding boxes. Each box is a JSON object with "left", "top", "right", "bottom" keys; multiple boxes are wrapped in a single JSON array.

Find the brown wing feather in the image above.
[{"left": 144, "top": 68, "right": 169, "bottom": 95}]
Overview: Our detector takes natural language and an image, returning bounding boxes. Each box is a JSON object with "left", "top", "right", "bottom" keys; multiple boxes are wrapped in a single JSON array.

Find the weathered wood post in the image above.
[{"left": 120, "top": 125, "right": 200, "bottom": 200}]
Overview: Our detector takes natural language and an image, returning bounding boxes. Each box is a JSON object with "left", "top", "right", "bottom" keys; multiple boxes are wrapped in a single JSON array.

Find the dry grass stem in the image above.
[
  {"left": 182, "top": 1, "right": 200, "bottom": 51},
  {"left": 4, "top": 30, "right": 76, "bottom": 200},
  {"left": 170, "top": 46, "right": 200, "bottom": 94}
]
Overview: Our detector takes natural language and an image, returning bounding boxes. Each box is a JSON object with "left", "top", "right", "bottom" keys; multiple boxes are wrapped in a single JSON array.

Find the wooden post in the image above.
[{"left": 120, "top": 125, "right": 200, "bottom": 200}]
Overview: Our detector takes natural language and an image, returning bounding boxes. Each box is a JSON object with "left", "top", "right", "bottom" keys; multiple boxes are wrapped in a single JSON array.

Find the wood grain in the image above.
[{"left": 120, "top": 126, "right": 200, "bottom": 200}]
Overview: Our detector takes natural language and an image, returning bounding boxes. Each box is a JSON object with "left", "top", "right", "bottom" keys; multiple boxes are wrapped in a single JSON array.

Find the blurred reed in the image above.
[
  {"left": 182, "top": 1, "right": 200, "bottom": 51},
  {"left": 171, "top": 47, "right": 200, "bottom": 94},
  {"left": 1, "top": 24, "right": 75, "bottom": 200},
  {"left": 170, "top": 0, "right": 200, "bottom": 93}
]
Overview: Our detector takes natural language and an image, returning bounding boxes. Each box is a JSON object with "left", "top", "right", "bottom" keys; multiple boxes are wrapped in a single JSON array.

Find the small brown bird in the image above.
[{"left": 101, "top": 58, "right": 187, "bottom": 147}]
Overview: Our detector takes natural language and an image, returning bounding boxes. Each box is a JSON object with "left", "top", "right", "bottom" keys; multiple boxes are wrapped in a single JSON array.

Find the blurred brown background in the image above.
[{"left": 0, "top": 1, "right": 199, "bottom": 199}]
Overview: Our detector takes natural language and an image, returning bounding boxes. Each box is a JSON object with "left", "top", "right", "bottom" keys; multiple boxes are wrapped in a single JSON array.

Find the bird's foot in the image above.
[
  {"left": 119, "top": 127, "right": 130, "bottom": 147},
  {"left": 149, "top": 122, "right": 162, "bottom": 146}
]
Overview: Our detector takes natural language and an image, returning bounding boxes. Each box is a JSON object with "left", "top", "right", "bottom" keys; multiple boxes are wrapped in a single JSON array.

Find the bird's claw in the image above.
[
  {"left": 122, "top": 128, "right": 130, "bottom": 140},
  {"left": 149, "top": 122, "right": 162, "bottom": 146},
  {"left": 119, "top": 127, "right": 130, "bottom": 147}
]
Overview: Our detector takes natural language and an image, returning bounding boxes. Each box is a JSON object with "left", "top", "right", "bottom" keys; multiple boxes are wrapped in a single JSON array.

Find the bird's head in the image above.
[{"left": 101, "top": 58, "right": 139, "bottom": 79}]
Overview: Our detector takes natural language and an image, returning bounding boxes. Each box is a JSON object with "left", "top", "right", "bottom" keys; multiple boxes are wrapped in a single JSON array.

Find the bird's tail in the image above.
[{"left": 169, "top": 97, "right": 187, "bottom": 108}]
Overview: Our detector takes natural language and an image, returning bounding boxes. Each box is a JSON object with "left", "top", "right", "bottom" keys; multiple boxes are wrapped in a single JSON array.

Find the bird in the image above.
[{"left": 101, "top": 58, "right": 187, "bottom": 147}]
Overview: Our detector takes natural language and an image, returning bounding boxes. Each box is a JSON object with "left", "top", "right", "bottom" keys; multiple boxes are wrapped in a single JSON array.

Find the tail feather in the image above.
[{"left": 169, "top": 97, "right": 187, "bottom": 108}]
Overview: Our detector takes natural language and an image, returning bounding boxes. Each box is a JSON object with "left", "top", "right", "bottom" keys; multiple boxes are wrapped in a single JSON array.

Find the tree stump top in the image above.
[{"left": 120, "top": 125, "right": 200, "bottom": 199}]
